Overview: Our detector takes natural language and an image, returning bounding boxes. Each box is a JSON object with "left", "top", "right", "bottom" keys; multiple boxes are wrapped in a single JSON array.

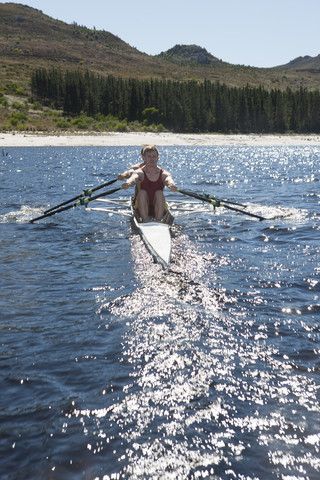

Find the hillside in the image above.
[
  {"left": 1, "top": 3, "right": 320, "bottom": 134},
  {"left": 1, "top": 2, "right": 320, "bottom": 93}
]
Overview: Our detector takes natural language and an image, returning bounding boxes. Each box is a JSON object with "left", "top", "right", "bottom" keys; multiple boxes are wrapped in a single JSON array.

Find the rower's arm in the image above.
[
  {"left": 121, "top": 169, "right": 144, "bottom": 189},
  {"left": 118, "top": 162, "right": 145, "bottom": 180},
  {"left": 162, "top": 170, "right": 178, "bottom": 192}
]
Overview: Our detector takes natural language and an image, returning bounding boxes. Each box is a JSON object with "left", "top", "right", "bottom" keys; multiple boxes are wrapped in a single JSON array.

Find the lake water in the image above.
[{"left": 1, "top": 145, "right": 320, "bottom": 480}]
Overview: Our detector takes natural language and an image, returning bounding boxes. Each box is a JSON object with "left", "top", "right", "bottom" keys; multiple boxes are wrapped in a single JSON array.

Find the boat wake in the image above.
[
  {"left": 90, "top": 229, "right": 235, "bottom": 478},
  {"left": 97, "top": 228, "right": 225, "bottom": 320}
]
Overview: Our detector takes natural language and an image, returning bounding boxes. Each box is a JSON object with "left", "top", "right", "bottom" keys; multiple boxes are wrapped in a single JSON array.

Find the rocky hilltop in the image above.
[{"left": 158, "top": 44, "right": 225, "bottom": 66}]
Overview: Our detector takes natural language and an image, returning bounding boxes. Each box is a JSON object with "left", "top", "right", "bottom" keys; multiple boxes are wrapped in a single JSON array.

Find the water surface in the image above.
[{"left": 1, "top": 145, "right": 320, "bottom": 479}]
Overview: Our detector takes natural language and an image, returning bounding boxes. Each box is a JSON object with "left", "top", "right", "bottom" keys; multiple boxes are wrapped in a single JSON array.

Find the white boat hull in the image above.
[{"left": 132, "top": 216, "right": 172, "bottom": 269}]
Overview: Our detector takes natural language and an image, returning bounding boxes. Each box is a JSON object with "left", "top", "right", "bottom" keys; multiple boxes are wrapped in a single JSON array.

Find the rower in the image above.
[{"left": 120, "top": 145, "right": 177, "bottom": 222}]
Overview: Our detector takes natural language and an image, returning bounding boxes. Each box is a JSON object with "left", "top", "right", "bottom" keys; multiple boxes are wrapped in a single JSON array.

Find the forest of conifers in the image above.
[{"left": 31, "top": 68, "right": 320, "bottom": 133}]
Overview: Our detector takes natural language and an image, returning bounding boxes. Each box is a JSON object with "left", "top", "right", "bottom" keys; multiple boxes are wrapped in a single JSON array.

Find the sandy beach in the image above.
[{"left": 1, "top": 131, "right": 320, "bottom": 147}]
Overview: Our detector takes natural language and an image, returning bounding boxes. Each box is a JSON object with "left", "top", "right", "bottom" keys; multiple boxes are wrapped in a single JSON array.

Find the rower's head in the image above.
[
  {"left": 142, "top": 145, "right": 159, "bottom": 163},
  {"left": 142, "top": 145, "right": 159, "bottom": 157}
]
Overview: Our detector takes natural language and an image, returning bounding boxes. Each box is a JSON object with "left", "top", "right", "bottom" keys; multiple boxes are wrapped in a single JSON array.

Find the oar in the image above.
[
  {"left": 43, "top": 178, "right": 118, "bottom": 214},
  {"left": 178, "top": 189, "right": 266, "bottom": 221},
  {"left": 199, "top": 194, "right": 246, "bottom": 208},
  {"left": 30, "top": 187, "right": 122, "bottom": 223}
]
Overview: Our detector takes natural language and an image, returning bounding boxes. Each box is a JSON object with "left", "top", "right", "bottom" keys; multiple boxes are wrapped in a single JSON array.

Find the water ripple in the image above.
[{"left": 1, "top": 146, "right": 320, "bottom": 480}]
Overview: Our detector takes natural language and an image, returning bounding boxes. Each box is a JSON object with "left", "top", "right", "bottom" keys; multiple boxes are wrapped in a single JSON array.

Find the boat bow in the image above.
[{"left": 133, "top": 219, "right": 172, "bottom": 270}]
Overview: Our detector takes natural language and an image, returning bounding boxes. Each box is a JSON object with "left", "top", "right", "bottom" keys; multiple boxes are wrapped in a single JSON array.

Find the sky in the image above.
[{"left": 3, "top": 0, "right": 320, "bottom": 68}]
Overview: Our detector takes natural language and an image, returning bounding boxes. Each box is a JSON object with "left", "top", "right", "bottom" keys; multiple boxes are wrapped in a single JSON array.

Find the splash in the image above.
[{"left": 1, "top": 205, "right": 43, "bottom": 223}]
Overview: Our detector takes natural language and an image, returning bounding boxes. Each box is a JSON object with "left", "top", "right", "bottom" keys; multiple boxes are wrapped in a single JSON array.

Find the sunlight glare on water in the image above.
[{"left": 1, "top": 145, "right": 320, "bottom": 479}]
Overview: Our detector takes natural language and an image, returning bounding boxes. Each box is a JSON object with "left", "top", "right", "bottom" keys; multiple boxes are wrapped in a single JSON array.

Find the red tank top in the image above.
[
  {"left": 140, "top": 167, "right": 164, "bottom": 199},
  {"left": 134, "top": 167, "right": 164, "bottom": 215}
]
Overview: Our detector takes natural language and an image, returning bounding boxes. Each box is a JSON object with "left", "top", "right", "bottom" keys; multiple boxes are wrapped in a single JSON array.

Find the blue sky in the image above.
[{"left": 3, "top": 0, "right": 320, "bottom": 67}]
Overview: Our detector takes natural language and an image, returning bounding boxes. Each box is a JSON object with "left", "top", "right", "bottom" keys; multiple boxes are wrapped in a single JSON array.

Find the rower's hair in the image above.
[{"left": 142, "top": 145, "right": 159, "bottom": 156}]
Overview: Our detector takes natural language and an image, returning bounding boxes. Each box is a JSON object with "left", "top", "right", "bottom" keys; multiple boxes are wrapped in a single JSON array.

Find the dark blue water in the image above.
[{"left": 1, "top": 145, "right": 320, "bottom": 480}]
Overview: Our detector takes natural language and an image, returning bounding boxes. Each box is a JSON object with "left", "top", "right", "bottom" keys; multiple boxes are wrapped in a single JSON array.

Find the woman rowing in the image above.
[{"left": 119, "top": 145, "right": 177, "bottom": 222}]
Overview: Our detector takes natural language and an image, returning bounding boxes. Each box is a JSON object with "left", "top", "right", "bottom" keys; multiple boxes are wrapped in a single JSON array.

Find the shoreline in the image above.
[{"left": 2, "top": 131, "right": 320, "bottom": 147}]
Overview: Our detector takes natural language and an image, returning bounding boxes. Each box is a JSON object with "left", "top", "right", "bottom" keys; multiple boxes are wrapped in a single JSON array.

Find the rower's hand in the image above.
[
  {"left": 121, "top": 182, "right": 130, "bottom": 189},
  {"left": 118, "top": 174, "right": 124, "bottom": 180},
  {"left": 169, "top": 185, "right": 178, "bottom": 192}
]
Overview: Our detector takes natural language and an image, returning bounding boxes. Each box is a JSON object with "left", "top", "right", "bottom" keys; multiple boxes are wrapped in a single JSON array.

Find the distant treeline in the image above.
[{"left": 31, "top": 68, "right": 320, "bottom": 133}]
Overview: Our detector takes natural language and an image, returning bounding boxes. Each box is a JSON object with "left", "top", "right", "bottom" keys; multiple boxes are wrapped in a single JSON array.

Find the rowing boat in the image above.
[{"left": 30, "top": 176, "right": 266, "bottom": 271}]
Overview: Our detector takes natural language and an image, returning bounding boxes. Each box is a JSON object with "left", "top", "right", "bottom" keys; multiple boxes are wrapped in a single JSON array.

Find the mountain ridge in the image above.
[
  {"left": 0, "top": 2, "right": 320, "bottom": 93},
  {"left": 274, "top": 54, "right": 320, "bottom": 71}
]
